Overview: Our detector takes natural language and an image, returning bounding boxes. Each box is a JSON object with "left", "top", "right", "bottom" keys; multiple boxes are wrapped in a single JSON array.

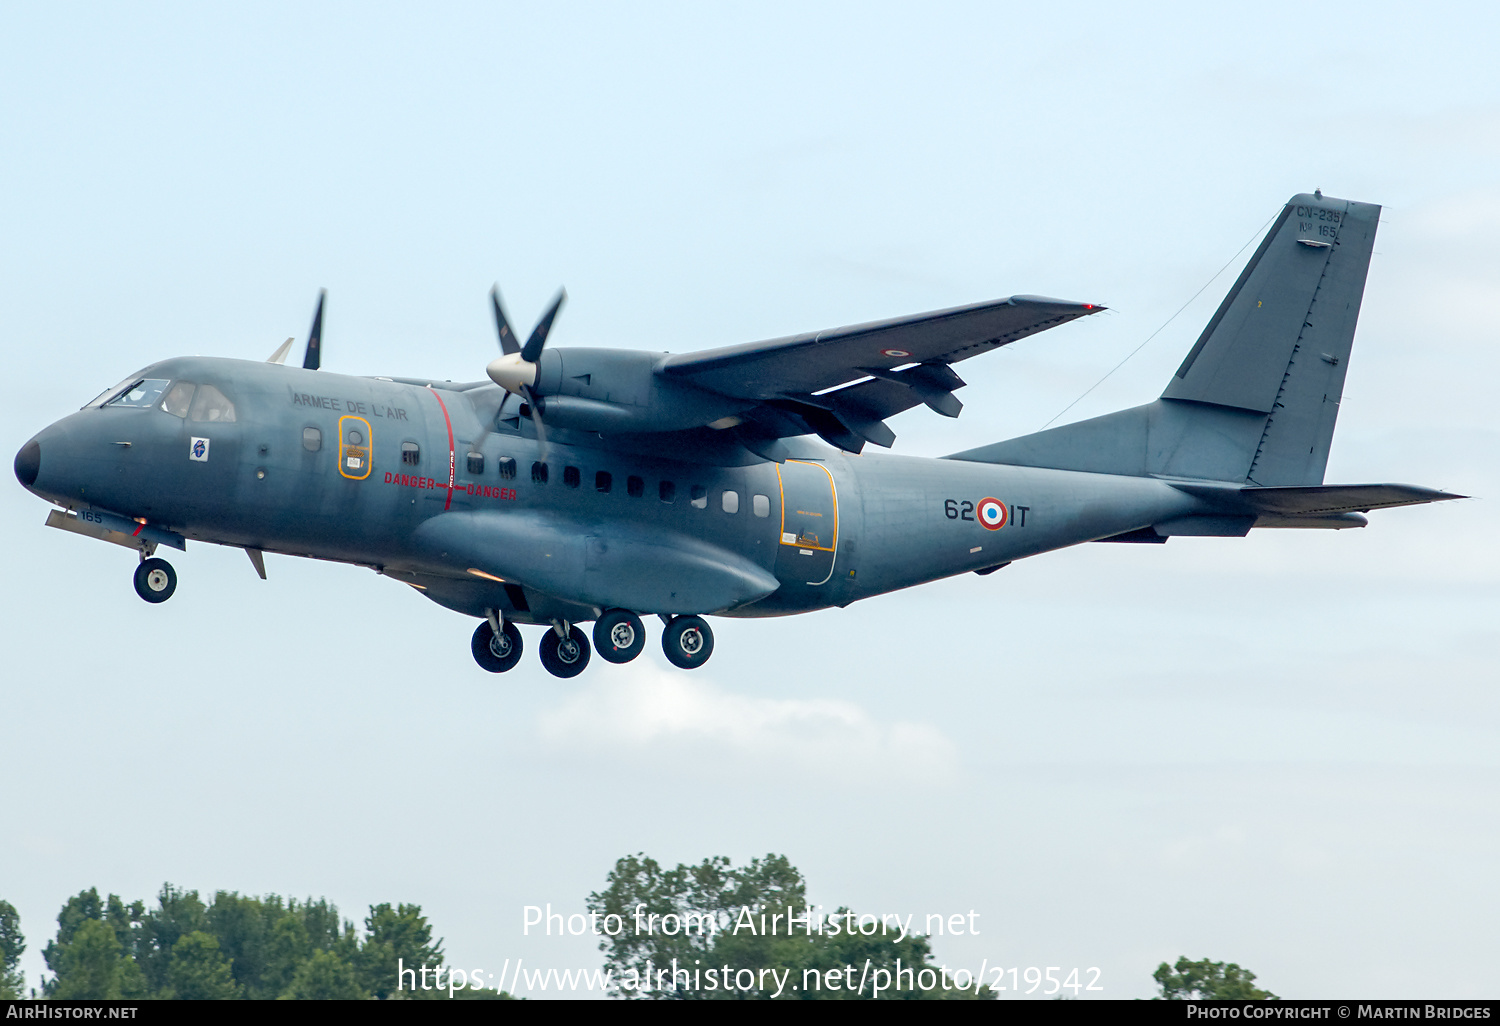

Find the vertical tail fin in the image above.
[
  {"left": 949, "top": 193, "right": 1380, "bottom": 487},
  {"left": 1162, "top": 192, "right": 1380, "bottom": 484}
]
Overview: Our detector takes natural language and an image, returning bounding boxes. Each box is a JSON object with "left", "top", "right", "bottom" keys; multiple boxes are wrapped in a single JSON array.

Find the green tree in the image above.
[
  {"left": 588, "top": 853, "right": 992, "bottom": 1000},
  {"left": 1154, "top": 957, "right": 1277, "bottom": 1000},
  {"left": 283, "top": 948, "right": 368, "bottom": 1000},
  {"left": 357, "top": 903, "right": 445, "bottom": 999},
  {"left": 134, "top": 884, "right": 208, "bottom": 994},
  {"left": 42, "top": 889, "right": 149, "bottom": 998},
  {"left": 47, "top": 919, "right": 149, "bottom": 999},
  {"left": 205, "top": 890, "right": 283, "bottom": 999},
  {"left": 0, "top": 901, "right": 25, "bottom": 998},
  {"left": 36, "top": 883, "right": 490, "bottom": 1000},
  {"left": 165, "top": 932, "right": 239, "bottom": 999}
]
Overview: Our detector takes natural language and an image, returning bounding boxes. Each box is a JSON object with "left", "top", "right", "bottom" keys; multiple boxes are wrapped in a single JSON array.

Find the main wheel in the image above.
[
  {"left": 471, "top": 619, "right": 523, "bottom": 673},
  {"left": 662, "top": 615, "right": 713, "bottom": 670},
  {"left": 133, "top": 558, "right": 177, "bottom": 603},
  {"left": 593, "top": 609, "right": 646, "bottom": 664},
  {"left": 539, "top": 627, "right": 591, "bottom": 678}
]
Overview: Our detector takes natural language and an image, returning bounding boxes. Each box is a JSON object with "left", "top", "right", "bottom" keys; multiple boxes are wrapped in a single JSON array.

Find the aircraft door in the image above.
[{"left": 775, "top": 459, "right": 838, "bottom": 586}]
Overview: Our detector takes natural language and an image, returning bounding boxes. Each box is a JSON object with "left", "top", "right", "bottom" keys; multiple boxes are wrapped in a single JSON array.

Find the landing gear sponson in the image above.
[{"left": 469, "top": 608, "right": 714, "bottom": 677}]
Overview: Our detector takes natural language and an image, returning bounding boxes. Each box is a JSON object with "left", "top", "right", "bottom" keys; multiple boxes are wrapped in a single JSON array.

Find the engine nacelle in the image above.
[{"left": 529, "top": 348, "right": 750, "bottom": 434}]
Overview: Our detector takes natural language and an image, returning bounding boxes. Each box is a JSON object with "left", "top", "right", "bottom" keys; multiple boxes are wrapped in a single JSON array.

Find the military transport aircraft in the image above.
[{"left": 14, "top": 192, "right": 1463, "bottom": 677}]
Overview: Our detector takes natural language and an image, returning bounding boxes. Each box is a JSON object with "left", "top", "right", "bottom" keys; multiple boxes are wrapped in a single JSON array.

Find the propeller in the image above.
[
  {"left": 265, "top": 337, "right": 295, "bottom": 364},
  {"left": 486, "top": 286, "right": 566, "bottom": 458},
  {"left": 302, "top": 289, "right": 327, "bottom": 370}
]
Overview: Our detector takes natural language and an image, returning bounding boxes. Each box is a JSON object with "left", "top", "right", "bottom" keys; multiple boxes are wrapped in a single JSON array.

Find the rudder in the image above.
[{"left": 1162, "top": 192, "right": 1380, "bottom": 484}]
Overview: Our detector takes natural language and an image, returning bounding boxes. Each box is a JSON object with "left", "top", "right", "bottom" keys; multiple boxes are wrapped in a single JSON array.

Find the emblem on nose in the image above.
[{"left": 14, "top": 440, "right": 39, "bottom": 487}]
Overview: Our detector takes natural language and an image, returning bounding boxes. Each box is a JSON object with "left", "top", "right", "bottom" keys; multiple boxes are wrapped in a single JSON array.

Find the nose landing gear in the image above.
[
  {"left": 662, "top": 615, "right": 714, "bottom": 670},
  {"left": 133, "top": 557, "right": 177, "bottom": 603},
  {"left": 539, "top": 620, "right": 591, "bottom": 678}
]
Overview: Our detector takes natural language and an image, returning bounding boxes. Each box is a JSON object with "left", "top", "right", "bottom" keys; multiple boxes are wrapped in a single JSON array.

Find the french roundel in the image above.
[{"left": 977, "top": 497, "right": 1008, "bottom": 531}]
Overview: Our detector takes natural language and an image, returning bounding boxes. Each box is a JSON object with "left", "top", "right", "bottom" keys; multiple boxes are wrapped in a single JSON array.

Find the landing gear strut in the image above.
[
  {"left": 471, "top": 615, "right": 524, "bottom": 673},
  {"left": 539, "top": 621, "right": 591, "bottom": 678},
  {"left": 593, "top": 609, "right": 646, "bottom": 664},
  {"left": 662, "top": 615, "right": 713, "bottom": 670},
  {"left": 133, "top": 557, "right": 177, "bottom": 603}
]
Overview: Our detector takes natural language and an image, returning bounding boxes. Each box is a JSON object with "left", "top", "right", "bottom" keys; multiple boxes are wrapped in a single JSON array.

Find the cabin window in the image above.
[
  {"left": 721, "top": 490, "right": 739, "bottom": 514},
  {"left": 564, "top": 465, "right": 580, "bottom": 488},
  {"left": 753, "top": 493, "right": 770, "bottom": 517},
  {"left": 105, "top": 379, "right": 171, "bottom": 409},
  {"left": 532, "top": 461, "right": 548, "bottom": 484},
  {"left": 690, "top": 485, "right": 708, "bottom": 509},
  {"left": 498, "top": 457, "right": 516, "bottom": 479},
  {"left": 188, "top": 384, "right": 236, "bottom": 422},
  {"left": 467, "top": 452, "right": 485, "bottom": 475},
  {"left": 659, "top": 480, "right": 675, "bottom": 503},
  {"left": 595, "top": 470, "right": 612, "bottom": 493},
  {"left": 161, "top": 382, "right": 195, "bottom": 418},
  {"left": 401, "top": 442, "right": 420, "bottom": 466},
  {"left": 627, "top": 475, "right": 644, "bottom": 498},
  {"left": 302, "top": 427, "right": 322, "bottom": 452}
]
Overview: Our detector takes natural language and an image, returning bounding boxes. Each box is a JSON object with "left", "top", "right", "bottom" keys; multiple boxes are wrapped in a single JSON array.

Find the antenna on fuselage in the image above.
[{"left": 302, "top": 289, "right": 327, "bottom": 370}]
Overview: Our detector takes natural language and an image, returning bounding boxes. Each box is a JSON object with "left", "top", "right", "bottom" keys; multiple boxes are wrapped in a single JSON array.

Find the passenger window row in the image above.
[{"left": 328, "top": 439, "right": 771, "bottom": 518}]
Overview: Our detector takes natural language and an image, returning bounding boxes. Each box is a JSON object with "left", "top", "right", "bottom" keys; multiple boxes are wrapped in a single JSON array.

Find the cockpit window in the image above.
[
  {"left": 84, "top": 375, "right": 140, "bottom": 409},
  {"left": 188, "top": 384, "right": 236, "bottom": 422},
  {"left": 103, "top": 379, "right": 171, "bottom": 409},
  {"left": 161, "top": 382, "right": 196, "bottom": 418}
]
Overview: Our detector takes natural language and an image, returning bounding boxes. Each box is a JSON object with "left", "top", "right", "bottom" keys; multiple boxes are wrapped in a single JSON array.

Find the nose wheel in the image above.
[
  {"left": 133, "top": 557, "right": 177, "bottom": 603},
  {"left": 539, "top": 623, "right": 591, "bottom": 678},
  {"left": 593, "top": 609, "right": 646, "bottom": 664},
  {"left": 471, "top": 618, "right": 524, "bottom": 673},
  {"left": 662, "top": 615, "right": 713, "bottom": 670}
]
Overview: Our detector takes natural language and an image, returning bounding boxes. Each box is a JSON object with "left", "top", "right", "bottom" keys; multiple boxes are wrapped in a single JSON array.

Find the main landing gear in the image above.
[
  {"left": 133, "top": 557, "right": 176, "bottom": 603},
  {"left": 538, "top": 621, "right": 591, "bottom": 678},
  {"left": 471, "top": 616, "right": 524, "bottom": 673},
  {"left": 662, "top": 615, "right": 713, "bottom": 670},
  {"left": 593, "top": 609, "right": 646, "bottom": 664},
  {"left": 468, "top": 609, "right": 716, "bottom": 677}
]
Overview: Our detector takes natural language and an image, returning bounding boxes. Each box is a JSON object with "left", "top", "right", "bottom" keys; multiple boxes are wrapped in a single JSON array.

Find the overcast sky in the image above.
[{"left": 2, "top": 0, "right": 1496, "bottom": 1000}]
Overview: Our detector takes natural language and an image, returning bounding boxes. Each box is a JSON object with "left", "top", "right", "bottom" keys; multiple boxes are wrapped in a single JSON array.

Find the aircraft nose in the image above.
[{"left": 14, "top": 439, "right": 40, "bottom": 488}]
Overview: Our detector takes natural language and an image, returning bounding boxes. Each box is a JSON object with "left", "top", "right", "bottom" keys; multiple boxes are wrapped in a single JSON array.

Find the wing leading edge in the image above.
[{"left": 661, "top": 295, "right": 1102, "bottom": 454}]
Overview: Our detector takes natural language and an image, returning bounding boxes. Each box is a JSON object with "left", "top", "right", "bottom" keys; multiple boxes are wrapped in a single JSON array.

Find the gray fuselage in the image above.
[{"left": 21, "top": 356, "right": 1203, "bottom": 626}]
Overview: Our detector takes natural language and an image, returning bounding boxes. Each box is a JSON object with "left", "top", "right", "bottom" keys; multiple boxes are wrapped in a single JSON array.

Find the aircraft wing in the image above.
[
  {"left": 663, "top": 295, "right": 1101, "bottom": 399},
  {"left": 658, "top": 295, "right": 1101, "bottom": 452}
]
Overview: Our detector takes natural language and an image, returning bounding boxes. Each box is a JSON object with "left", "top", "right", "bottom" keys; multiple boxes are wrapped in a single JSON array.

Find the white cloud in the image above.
[{"left": 536, "top": 662, "right": 959, "bottom": 785}]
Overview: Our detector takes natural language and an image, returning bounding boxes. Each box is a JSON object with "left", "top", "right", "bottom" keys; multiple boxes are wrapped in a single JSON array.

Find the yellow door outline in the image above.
[
  {"left": 776, "top": 459, "right": 838, "bottom": 586},
  {"left": 338, "top": 415, "right": 373, "bottom": 480}
]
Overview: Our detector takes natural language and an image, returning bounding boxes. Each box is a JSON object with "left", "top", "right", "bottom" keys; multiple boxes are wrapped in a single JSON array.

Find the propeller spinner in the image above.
[{"left": 487, "top": 286, "right": 566, "bottom": 456}]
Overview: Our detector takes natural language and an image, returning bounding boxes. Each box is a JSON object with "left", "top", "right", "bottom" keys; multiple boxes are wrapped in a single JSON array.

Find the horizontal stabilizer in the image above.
[{"left": 1171, "top": 481, "right": 1466, "bottom": 516}]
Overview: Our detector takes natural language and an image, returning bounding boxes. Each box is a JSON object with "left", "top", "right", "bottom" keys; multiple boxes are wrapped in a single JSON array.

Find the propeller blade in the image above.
[
  {"left": 490, "top": 285, "right": 520, "bottom": 356},
  {"left": 520, "top": 288, "right": 566, "bottom": 364},
  {"left": 520, "top": 383, "right": 549, "bottom": 459},
  {"left": 266, "top": 337, "right": 295, "bottom": 364},
  {"left": 469, "top": 392, "right": 511, "bottom": 450},
  {"left": 302, "top": 289, "right": 326, "bottom": 370}
]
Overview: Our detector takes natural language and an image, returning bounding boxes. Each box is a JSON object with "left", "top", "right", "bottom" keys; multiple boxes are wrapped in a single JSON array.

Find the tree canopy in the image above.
[
  {"left": 587, "top": 853, "right": 992, "bottom": 1000},
  {"left": 21, "top": 884, "right": 497, "bottom": 1000},
  {"left": 0, "top": 901, "right": 26, "bottom": 999},
  {"left": 1154, "top": 956, "right": 1277, "bottom": 1000}
]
